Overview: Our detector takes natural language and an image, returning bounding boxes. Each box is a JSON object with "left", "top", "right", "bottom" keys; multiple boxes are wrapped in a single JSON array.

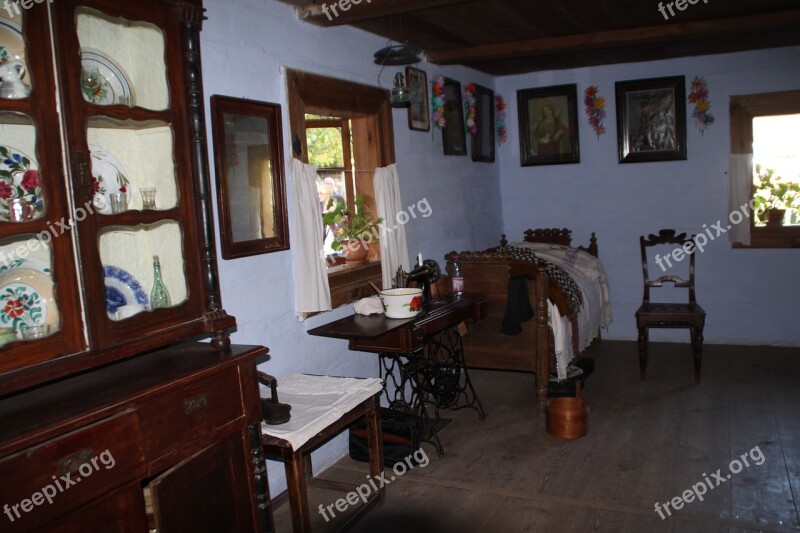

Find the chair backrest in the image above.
[{"left": 640, "top": 229, "right": 697, "bottom": 304}]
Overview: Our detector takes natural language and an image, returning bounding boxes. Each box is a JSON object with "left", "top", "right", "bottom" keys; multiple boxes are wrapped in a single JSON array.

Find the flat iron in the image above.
[{"left": 257, "top": 372, "right": 292, "bottom": 425}]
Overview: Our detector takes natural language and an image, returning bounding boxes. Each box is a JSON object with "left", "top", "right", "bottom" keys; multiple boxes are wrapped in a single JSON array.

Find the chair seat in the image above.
[{"left": 636, "top": 302, "right": 706, "bottom": 318}]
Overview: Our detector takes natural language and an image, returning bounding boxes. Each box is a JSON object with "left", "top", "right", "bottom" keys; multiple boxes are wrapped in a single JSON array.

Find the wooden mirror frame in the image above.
[
  {"left": 211, "top": 95, "right": 290, "bottom": 259},
  {"left": 471, "top": 84, "right": 496, "bottom": 162}
]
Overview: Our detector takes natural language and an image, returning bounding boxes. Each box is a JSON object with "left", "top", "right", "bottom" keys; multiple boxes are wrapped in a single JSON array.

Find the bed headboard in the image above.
[{"left": 499, "top": 228, "right": 599, "bottom": 257}]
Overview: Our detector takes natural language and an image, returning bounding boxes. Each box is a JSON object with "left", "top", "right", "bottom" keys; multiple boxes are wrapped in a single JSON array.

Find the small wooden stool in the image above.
[{"left": 259, "top": 374, "right": 384, "bottom": 532}]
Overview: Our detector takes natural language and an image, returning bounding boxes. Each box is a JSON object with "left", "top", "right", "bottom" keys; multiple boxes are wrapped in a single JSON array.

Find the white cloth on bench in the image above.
[{"left": 259, "top": 373, "right": 384, "bottom": 450}]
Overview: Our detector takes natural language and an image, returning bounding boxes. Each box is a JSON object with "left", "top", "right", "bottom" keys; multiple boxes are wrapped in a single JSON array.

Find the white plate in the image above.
[
  {"left": 0, "top": 144, "right": 44, "bottom": 221},
  {"left": 0, "top": 256, "right": 50, "bottom": 276},
  {"left": 89, "top": 144, "right": 131, "bottom": 214},
  {"left": 0, "top": 267, "right": 59, "bottom": 338},
  {"left": 0, "top": 18, "right": 25, "bottom": 66},
  {"left": 80, "top": 48, "right": 134, "bottom": 106},
  {"left": 0, "top": 18, "right": 29, "bottom": 98},
  {"left": 104, "top": 265, "right": 148, "bottom": 317}
]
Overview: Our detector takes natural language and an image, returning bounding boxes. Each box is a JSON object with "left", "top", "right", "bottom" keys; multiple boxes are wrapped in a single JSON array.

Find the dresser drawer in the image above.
[
  {"left": 0, "top": 410, "right": 144, "bottom": 532},
  {"left": 138, "top": 367, "right": 244, "bottom": 465}
]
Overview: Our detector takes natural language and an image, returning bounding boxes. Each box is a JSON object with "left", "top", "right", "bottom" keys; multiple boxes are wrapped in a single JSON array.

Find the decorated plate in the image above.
[
  {"left": 89, "top": 144, "right": 131, "bottom": 214},
  {"left": 104, "top": 265, "right": 147, "bottom": 317},
  {"left": 0, "top": 18, "right": 25, "bottom": 64},
  {"left": 0, "top": 267, "right": 59, "bottom": 338},
  {"left": 0, "top": 256, "right": 50, "bottom": 276},
  {"left": 0, "top": 18, "right": 29, "bottom": 96},
  {"left": 80, "top": 49, "right": 134, "bottom": 106},
  {"left": 0, "top": 145, "right": 44, "bottom": 222}
]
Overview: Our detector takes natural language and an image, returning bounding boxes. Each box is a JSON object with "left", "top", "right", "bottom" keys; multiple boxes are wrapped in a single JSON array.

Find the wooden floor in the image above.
[{"left": 271, "top": 340, "right": 800, "bottom": 532}]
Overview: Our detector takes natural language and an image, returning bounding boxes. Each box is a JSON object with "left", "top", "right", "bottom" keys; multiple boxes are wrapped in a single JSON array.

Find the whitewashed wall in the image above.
[
  {"left": 200, "top": 0, "right": 502, "bottom": 495},
  {"left": 496, "top": 47, "right": 800, "bottom": 346}
]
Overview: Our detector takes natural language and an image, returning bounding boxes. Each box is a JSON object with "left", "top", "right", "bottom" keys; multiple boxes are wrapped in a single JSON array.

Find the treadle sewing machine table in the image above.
[{"left": 308, "top": 293, "right": 488, "bottom": 456}]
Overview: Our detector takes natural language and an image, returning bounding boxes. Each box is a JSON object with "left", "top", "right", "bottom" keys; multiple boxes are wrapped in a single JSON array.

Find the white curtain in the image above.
[
  {"left": 290, "top": 159, "right": 331, "bottom": 317},
  {"left": 374, "top": 164, "right": 411, "bottom": 289},
  {"left": 729, "top": 153, "right": 753, "bottom": 245}
]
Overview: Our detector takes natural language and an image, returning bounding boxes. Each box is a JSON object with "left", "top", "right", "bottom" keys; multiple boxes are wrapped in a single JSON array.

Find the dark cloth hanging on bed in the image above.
[
  {"left": 500, "top": 245, "right": 583, "bottom": 315},
  {"left": 501, "top": 274, "right": 534, "bottom": 335}
]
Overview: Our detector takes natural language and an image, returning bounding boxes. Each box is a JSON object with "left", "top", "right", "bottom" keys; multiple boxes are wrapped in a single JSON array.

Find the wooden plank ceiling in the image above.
[{"left": 275, "top": 0, "right": 800, "bottom": 75}]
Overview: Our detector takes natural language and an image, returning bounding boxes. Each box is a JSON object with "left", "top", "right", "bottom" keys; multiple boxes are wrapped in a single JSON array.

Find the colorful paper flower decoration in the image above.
[
  {"left": 463, "top": 83, "right": 478, "bottom": 135},
  {"left": 688, "top": 76, "right": 715, "bottom": 135},
  {"left": 495, "top": 94, "right": 507, "bottom": 144},
  {"left": 583, "top": 86, "right": 606, "bottom": 139},
  {"left": 431, "top": 75, "right": 446, "bottom": 130}
]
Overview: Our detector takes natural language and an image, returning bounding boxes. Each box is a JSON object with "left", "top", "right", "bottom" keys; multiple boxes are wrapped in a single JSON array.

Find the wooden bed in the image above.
[{"left": 447, "top": 228, "right": 599, "bottom": 413}]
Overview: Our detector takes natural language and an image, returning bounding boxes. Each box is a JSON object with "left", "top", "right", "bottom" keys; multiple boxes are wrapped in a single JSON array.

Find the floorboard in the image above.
[{"left": 269, "top": 340, "right": 800, "bottom": 532}]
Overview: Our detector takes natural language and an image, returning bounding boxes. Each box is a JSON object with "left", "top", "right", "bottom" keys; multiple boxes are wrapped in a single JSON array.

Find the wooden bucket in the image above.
[{"left": 546, "top": 382, "right": 588, "bottom": 439}]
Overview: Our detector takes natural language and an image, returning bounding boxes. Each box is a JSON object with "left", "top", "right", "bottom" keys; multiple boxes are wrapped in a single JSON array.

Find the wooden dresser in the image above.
[
  {"left": 0, "top": 0, "right": 272, "bottom": 529},
  {"left": 0, "top": 342, "right": 272, "bottom": 532}
]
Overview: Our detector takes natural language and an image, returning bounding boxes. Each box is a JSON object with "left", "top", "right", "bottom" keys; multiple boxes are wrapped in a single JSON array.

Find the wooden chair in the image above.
[{"left": 636, "top": 229, "right": 706, "bottom": 383}]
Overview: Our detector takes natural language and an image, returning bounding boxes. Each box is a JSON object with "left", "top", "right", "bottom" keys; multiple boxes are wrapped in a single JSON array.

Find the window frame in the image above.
[
  {"left": 287, "top": 70, "right": 395, "bottom": 306},
  {"left": 730, "top": 90, "right": 800, "bottom": 248}
]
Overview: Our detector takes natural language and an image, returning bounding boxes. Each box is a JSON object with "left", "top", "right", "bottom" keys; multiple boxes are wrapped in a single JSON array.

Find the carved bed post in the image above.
[{"left": 534, "top": 262, "right": 550, "bottom": 413}]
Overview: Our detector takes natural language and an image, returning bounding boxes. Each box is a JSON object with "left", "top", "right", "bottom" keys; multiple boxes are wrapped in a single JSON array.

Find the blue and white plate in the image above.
[
  {"left": 0, "top": 17, "right": 27, "bottom": 75},
  {"left": 104, "top": 265, "right": 147, "bottom": 317},
  {"left": 80, "top": 48, "right": 134, "bottom": 106}
]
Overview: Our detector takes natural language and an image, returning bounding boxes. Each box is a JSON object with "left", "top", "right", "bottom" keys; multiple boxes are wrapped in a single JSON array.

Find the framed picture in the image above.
[
  {"left": 471, "top": 84, "right": 495, "bottom": 163},
  {"left": 441, "top": 77, "right": 467, "bottom": 156},
  {"left": 615, "top": 75, "right": 686, "bottom": 163},
  {"left": 517, "top": 84, "right": 580, "bottom": 166},
  {"left": 406, "top": 67, "right": 429, "bottom": 132}
]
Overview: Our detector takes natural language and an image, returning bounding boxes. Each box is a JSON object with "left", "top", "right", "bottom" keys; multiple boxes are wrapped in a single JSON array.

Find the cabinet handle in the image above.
[
  {"left": 184, "top": 392, "right": 209, "bottom": 414},
  {"left": 57, "top": 448, "right": 93, "bottom": 477},
  {"left": 74, "top": 151, "right": 92, "bottom": 199}
]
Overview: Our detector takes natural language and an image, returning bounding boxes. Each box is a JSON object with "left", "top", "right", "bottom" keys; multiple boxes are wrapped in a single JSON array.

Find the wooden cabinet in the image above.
[
  {"left": 0, "top": 343, "right": 273, "bottom": 532},
  {"left": 0, "top": 1, "right": 271, "bottom": 530},
  {"left": 0, "top": 0, "right": 234, "bottom": 396}
]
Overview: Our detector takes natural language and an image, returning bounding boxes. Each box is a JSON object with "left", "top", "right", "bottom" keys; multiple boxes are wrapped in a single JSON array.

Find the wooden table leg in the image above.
[
  {"left": 283, "top": 448, "right": 311, "bottom": 532},
  {"left": 365, "top": 395, "right": 385, "bottom": 503}
]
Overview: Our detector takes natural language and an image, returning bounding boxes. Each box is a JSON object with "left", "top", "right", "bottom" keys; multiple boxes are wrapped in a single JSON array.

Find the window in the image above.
[
  {"left": 730, "top": 90, "right": 800, "bottom": 248},
  {"left": 305, "top": 115, "right": 352, "bottom": 258},
  {"left": 287, "top": 70, "right": 395, "bottom": 307}
]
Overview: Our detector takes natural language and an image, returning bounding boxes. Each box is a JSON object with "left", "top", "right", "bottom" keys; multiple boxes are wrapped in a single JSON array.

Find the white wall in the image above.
[
  {"left": 496, "top": 47, "right": 800, "bottom": 346},
  {"left": 201, "top": 0, "right": 502, "bottom": 495}
]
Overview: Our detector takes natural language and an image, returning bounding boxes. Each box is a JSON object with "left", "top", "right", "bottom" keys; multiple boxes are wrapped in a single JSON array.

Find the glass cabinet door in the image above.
[
  {"left": 0, "top": 6, "right": 85, "bottom": 375},
  {"left": 53, "top": 0, "right": 207, "bottom": 351}
]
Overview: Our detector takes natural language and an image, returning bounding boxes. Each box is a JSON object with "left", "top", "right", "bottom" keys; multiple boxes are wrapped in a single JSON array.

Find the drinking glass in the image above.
[
  {"left": 140, "top": 187, "right": 157, "bottom": 210},
  {"left": 110, "top": 192, "right": 127, "bottom": 214}
]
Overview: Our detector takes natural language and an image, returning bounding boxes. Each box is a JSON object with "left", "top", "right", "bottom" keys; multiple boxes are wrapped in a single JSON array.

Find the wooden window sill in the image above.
[
  {"left": 328, "top": 261, "right": 383, "bottom": 309},
  {"left": 733, "top": 226, "right": 800, "bottom": 248}
]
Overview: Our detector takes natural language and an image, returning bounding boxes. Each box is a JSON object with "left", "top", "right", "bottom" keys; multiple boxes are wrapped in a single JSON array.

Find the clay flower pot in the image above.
[
  {"left": 343, "top": 241, "right": 368, "bottom": 264},
  {"left": 766, "top": 209, "right": 786, "bottom": 227}
]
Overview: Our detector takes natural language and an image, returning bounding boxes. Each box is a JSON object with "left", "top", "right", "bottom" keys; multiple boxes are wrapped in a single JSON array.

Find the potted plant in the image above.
[
  {"left": 322, "top": 195, "right": 383, "bottom": 263},
  {"left": 753, "top": 164, "right": 800, "bottom": 227}
]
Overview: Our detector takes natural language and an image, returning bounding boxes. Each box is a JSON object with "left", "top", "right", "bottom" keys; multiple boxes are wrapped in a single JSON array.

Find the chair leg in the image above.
[
  {"left": 637, "top": 324, "right": 648, "bottom": 381},
  {"left": 691, "top": 325, "right": 704, "bottom": 384}
]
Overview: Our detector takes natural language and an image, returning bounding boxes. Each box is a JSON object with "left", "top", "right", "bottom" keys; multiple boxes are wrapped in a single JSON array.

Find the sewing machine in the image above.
[{"left": 395, "top": 258, "right": 440, "bottom": 303}]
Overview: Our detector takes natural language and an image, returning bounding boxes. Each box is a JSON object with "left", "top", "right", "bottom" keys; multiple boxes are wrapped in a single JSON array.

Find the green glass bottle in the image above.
[{"left": 150, "top": 255, "right": 171, "bottom": 309}]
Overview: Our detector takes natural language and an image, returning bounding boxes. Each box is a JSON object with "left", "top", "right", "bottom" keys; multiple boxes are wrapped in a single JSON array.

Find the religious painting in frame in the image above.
[
  {"left": 406, "top": 66, "right": 430, "bottom": 132},
  {"left": 615, "top": 75, "right": 687, "bottom": 163},
  {"left": 517, "top": 84, "right": 580, "bottom": 166}
]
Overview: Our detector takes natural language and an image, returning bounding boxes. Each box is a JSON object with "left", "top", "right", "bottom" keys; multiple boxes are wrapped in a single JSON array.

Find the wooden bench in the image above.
[{"left": 259, "top": 373, "right": 384, "bottom": 532}]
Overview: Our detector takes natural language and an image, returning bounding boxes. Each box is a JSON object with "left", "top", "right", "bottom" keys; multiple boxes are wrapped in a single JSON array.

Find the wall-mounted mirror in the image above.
[
  {"left": 472, "top": 84, "right": 495, "bottom": 163},
  {"left": 211, "top": 96, "right": 289, "bottom": 259}
]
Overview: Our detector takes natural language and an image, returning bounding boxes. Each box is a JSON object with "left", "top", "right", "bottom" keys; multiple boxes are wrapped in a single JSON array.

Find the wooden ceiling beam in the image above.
[
  {"left": 296, "top": 0, "right": 474, "bottom": 26},
  {"left": 426, "top": 9, "right": 800, "bottom": 64}
]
